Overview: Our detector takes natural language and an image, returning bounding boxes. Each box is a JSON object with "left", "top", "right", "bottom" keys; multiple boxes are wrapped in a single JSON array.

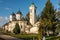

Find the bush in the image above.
[{"left": 13, "top": 23, "right": 20, "bottom": 34}]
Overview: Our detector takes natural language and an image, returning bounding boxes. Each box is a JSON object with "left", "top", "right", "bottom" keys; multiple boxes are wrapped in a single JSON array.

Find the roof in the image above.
[
  {"left": 30, "top": 3, "right": 36, "bottom": 8},
  {"left": 3, "top": 23, "right": 9, "bottom": 27},
  {"left": 16, "top": 10, "right": 22, "bottom": 15},
  {"left": 31, "top": 3, "right": 35, "bottom": 5},
  {"left": 11, "top": 12, "right": 15, "bottom": 16}
]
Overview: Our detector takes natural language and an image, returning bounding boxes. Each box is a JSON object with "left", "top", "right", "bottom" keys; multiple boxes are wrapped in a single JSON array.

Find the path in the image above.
[{"left": 0, "top": 32, "right": 23, "bottom": 40}]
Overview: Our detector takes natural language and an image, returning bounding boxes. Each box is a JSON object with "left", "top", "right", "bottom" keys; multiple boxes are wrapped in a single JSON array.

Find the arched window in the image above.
[
  {"left": 30, "top": 9, "right": 32, "bottom": 13},
  {"left": 21, "top": 25, "right": 22, "bottom": 28}
]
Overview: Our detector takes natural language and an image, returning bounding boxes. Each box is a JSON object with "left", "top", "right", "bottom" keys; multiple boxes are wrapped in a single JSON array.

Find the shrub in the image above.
[{"left": 13, "top": 23, "right": 20, "bottom": 34}]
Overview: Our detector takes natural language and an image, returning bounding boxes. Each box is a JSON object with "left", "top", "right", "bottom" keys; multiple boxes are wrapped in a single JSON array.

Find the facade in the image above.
[
  {"left": 10, "top": 12, "right": 16, "bottom": 21},
  {"left": 3, "top": 3, "right": 39, "bottom": 34},
  {"left": 16, "top": 10, "right": 22, "bottom": 20},
  {"left": 29, "top": 3, "right": 36, "bottom": 25}
]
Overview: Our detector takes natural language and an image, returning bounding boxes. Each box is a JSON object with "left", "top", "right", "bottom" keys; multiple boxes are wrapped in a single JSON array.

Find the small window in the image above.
[
  {"left": 21, "top": 25, "right": 22, "bottom": 28},
  {"left": 30, "top": 9, "right": 32, "bottom": 13}
]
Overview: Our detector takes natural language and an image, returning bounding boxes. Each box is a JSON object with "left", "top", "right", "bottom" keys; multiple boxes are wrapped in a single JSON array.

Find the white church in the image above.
[{"left": 3, "top": 3, "right": 40, "bottom": 34}]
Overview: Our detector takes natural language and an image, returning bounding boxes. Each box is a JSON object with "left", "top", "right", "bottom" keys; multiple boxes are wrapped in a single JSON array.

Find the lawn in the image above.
[
  {"left": 6, "top": 33, "right": 38, "bottom": 38},
  {"left": 46, "top": 36, "right": 60, "bottom": 40},
  {"left": 0, "top": 29, "right": 39, "bottom": 40},
  {"left": 4, "top": 32, "right": 60, "bottom": 40},
  {"left": 2, "top": 32, "right": 38, "bottom": 40},
  {"left": 1, "top": 31, "right": 60, "bottom": 40}
]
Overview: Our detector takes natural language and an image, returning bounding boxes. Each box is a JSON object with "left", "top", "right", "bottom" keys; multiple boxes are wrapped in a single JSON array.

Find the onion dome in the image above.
[
  {"left": 16, "top": 10, "right": 22, "bottom": 15},
  {"left": 30, "top": 3, "right": 36, "bottom": 8},
  {"left": 11, "top": 12, "right": 15, "bottom": 16}
]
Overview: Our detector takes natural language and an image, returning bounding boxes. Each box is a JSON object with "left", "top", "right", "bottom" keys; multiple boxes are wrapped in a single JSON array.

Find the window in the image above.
[
  {"left": 21, "top": 25, "right": 22, "bottom": 28},
  {"left": 30, "top": 9, "right": 32, "bottom": 13}
]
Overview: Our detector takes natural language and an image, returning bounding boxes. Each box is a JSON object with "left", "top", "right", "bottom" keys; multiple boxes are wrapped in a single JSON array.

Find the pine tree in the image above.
[
  {"left": 39, "top": 0, "right": 56, "bottom": 36},
  {"left": 13, "top": 23, "right": 20, "bottom": 34}
]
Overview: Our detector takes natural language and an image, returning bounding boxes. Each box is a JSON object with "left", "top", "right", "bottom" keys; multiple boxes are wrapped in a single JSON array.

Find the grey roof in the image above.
[
  {"left": 30, "top": 3, "right": 37, "bottom": 8},
  {"left": 16, "top": 10, "right": 22, "bottom": 15},
  {"left": 31, "top": 3, "right": 35, "bottom": 5},
  {"left": 11, "top": 12, "right": 15, "bottom": 16}
]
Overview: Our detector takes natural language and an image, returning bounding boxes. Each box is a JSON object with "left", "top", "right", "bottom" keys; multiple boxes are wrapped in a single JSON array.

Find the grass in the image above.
[
  {"left": 2, "top": 32, "right": 38, "bottom": 39},
  {"left": 46, "top": 36, "right": 60, "bottom": 40},
  {"left": 2, "top": 30, "right": 60, "bottom": 40},
  {"left": 2, "top": 31, "right": 60, "bottom": 40},
  {"left": 8, "top": 33, "right": 38, "bottom": 38},
  {"left": 0, "top": 30, "right": 38, "bottom": 40},
  {"left": 5, "top": 32, "right": 60, "bottom": 40}
]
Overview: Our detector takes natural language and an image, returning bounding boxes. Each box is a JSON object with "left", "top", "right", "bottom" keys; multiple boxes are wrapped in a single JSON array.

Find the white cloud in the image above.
[
  {"left": 4, "top": 17, "right": 9, "bottom": 21},
  {"left": 5, "top": 8, "right": 10, "bottom": 10},
  {"left": 0, "top": 16, "right": 9, "bottom": 22},
  {"left": 5, "top": 7, "right": 12, "bottom": 11},
  {"left": 0, "top": 16, "right": 3, "bottom": 22},
  {"left": 0, "top": 16, "right": 9, "bottom": 27}
]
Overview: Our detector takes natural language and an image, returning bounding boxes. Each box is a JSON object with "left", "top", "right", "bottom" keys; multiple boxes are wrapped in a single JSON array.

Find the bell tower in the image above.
[
  {"left": 10, "top": 12, "right": 16, "bottom": 21},
  {"left": 29, "top": 3, "right": 36, "bottom": 25}
]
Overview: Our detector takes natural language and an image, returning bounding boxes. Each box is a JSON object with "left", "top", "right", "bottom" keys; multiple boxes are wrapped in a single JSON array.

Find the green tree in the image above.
[
  {"left": 13, "top": 23, "right": 20, "bottom": 34},
  {"left": 55, "top": 23, "right": 60, "bottom": 32},
  {"left": 25, "top": 12, "right": 30, "bottom": 22},
  {"left": 56, "top": 11, "right": 60, "bottom": 21},
  {"left": 38, "top": 20, "right": 43, "bottom": 40},
  {"left": 39, "top": 0, "right": 56, "bottom": 36},
  {"left": 37, "top": 15, "right": 40, "bottom": 21}
]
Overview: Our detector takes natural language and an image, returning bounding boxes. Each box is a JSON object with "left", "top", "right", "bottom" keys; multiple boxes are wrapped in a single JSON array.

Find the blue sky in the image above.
[{"left": 0, "top": 0, "right": 59, "bottom": 27}]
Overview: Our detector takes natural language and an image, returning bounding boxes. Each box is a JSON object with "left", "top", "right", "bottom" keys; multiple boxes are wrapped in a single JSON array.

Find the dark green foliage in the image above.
[
  {"left": 38, "top": 0, "right": 56, "bottom": 36},
  {"left": 37, "top": 15, "right": 40, "bottom": 21},
  {"left": 25, "top": 12, "right": 30, "bottom": 22},
  {"left": 41, "top": 0, "right": 55, "bottom": 20},
  {"left": 56, "top": 11, "right": 60, "bottom": 20},
  {"left": 13, "top": 23, "right": 20, "bottom": 34}
]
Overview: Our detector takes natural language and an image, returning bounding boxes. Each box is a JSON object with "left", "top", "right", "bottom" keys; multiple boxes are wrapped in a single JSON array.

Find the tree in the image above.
[
  {"left": 55, "top": 22, "right": 60, "bottom": 33},
  {"left": 38, "top": 20, "right": 43, "bottom": 40},
  {"left": 56, "top": 11, "right": 60, "bottom": 21},
  {"left": 39, "top": 0, "right": 56, "bottom": 36},
  {"left": 37, "top": 15, "right": 40, "bottom": 21},
  {"left": 25, "top": 12, "right": 30, "bottom": 22},
  {"left": 56, "top": 24, "right": 60, "bottom": 31},
  {"left": 13, "top": 23, "right": 20, "bottom": 34}
]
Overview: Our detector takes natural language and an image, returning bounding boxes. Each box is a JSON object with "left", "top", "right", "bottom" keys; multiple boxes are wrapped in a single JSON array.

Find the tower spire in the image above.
[
  {"left": 31, "top": 0, "right": 36, "bottom": 8},
  {"left": 29, "top": 1, "right": 36, "bottom": 25},
  {"left": 32, "top": 0, "right": 34, "bottom": 3},
  {"left": 47, "top": 0, "right": 50, "bottom": 1},
  {"left": 31, "top": 0, "right": 34, "bottom": 5}
]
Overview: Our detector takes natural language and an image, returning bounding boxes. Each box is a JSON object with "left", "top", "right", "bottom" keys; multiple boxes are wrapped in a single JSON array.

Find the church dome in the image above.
[
  {"left": 16, "top": 10, "right": 22, "bottom": 15},
  {"left": 30, "top": 3, "right": 36, "bottom": 8},
  {"left": 16, "top": 10, "right": 22, "bottom": 20},
  {"left": 11, "top": 12, "right": 15, "bottom": 16}
]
